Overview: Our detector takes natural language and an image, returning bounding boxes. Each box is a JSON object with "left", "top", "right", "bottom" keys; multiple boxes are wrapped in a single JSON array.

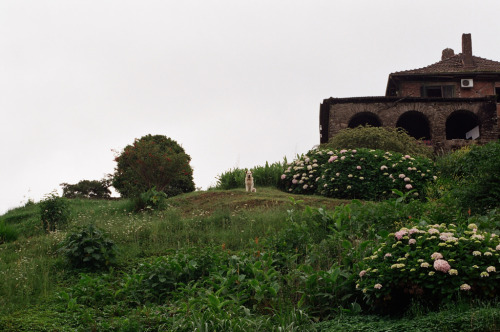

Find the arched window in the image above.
[
  {"left": 348, "top": 112, "right": 381, "bottom": 128},
  {"left": 446, "top": 110, "right": 479, "bottom": 139},
  {"left": 396, "top": 111, "right": 431, "bottom": 140}
]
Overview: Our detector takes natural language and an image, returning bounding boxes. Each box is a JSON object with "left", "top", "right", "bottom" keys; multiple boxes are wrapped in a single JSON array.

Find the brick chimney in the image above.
[{"left": 462, "top": 33, "right": 474, "bottom": 67}]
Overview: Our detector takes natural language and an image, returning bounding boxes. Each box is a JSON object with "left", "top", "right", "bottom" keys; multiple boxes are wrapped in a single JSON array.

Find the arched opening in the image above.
[
  {"left": 348, "top": 112, "right": 381, "bottom": 128},
  {"left": 446, "top": 110, "right": 479, "bottom": 139},
  {"left": 396, "top": 111, "right": 431, "bottom": 140}
]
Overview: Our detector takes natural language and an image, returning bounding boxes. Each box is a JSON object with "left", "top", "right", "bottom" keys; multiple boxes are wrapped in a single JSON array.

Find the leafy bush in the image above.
[
  {"left": 321, "top": 126, "right": 434, "bottom": 158},
  {"left": 112, "top": 134, "right": 195, "bottom": 198},
  {"left": 132, "top": 187, "right": 169, "bottom": 212},
  {"left": 60, "top": 224, "right": 116, "bottom": 270},
  {"left": 39, "top": 193, "right": 71, "bottom": 232},
  {"left": 60, "top": 178, "right": 111, "bottom": 199},
  {"left": 281, "top": 148, "right": 436, "bottom": 200},
  {"left": 356, "top": 222, "right": 500, "bottom": 313},
  {"left": 0, "top": 220, "right": 18, "bottom": 243},
  {"left": 435, "top": 140, "right": 500, "bottom": 214}
]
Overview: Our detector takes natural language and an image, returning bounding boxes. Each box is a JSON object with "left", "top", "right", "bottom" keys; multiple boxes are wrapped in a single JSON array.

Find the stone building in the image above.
[{"left": 319, "top": 34, "right": 500, "bottom": 151}]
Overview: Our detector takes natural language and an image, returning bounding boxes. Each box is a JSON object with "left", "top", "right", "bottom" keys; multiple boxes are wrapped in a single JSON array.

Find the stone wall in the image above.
[{"left": 320, "top": 96, "right": 498, "bottom": 152}]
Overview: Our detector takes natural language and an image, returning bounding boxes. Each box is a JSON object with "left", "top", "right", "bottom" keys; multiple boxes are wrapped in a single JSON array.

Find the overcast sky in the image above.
[{"left": 1, "top": 0, "right": 499, "bottom": 213}]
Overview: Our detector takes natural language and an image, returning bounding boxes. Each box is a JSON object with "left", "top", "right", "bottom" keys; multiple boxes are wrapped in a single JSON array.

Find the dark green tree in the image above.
[{"left": 112, "top": 134, "right": 195, "bottom": 198}]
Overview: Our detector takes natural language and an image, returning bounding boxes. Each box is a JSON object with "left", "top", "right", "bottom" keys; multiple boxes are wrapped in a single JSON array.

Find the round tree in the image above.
[{"left": 112, "top": 134, "right": 195, "bottom": 198}]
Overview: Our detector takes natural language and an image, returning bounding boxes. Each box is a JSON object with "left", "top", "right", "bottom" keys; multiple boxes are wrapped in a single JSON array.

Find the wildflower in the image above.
[
  {"left": 460, "top": 284, "right": 471, "bottom": 291},
  {"left": 405, "top": 184, "right": 413, "bottom": 190},
  {"left": 359, "top": 270, "right": 367, "bottom": 277},
  {"left": 472, "top": 251, "right": 481, "bottom": 256},
  {"left": 480, "top": 272, "right": 489, "bottom": 277},
  {"left": 374, "top": 284, "right": 383, "bottom": 289},
  {"left": 448, "top": 269, "right": 458, "bottom": 275},
  {"left": 486, "top": 266, "right": 496, "bottom": 273},
  {"left": 434, "top": 259, "right": 451, "bottom": 273},
  {"left": 430, "top": 252, "right": 443, "bottom": 260}
]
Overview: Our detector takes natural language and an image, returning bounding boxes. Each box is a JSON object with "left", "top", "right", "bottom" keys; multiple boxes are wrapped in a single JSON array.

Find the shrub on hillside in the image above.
[
  {"left": 39, "top": 193, "right": 71, "bottom": 232},
  {"left": 112, "top": 134, "right": 195, "bottom": 198},
  {"left": 321, "top": 126, "right": 433, "bottom": 158},
  {"left": 60, "top": 178, "right": 111, "bottom": 199},
  {"left": 435, "top": 140, "right": 500, "bottom": 214},
  {"left": 281, "top": 148, "right": 435, "bottom": 200},
  {"left": 356, "top": 222, "right": 500, "bottom": 313},
  {"left": 59, "top": 224, "right": 116, "bottom": 270},
  {"left": 0, "top": 220, "right": 18, "bottom": 244}
]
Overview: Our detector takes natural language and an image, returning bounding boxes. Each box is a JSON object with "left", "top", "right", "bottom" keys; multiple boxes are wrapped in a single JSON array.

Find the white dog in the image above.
[{"left": 245, "top": 170, "right": 256, "bottom": 192}]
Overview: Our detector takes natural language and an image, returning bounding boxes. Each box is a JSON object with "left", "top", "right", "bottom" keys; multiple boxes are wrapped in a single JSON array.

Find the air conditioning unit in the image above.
[{"left": 461, "top": 79, "right": 473, "bottom": 88}]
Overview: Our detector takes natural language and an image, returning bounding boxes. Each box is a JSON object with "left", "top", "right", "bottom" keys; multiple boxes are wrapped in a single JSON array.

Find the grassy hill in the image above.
[{"left": 0, "top": 188, "right": 499, "bottom": 331}]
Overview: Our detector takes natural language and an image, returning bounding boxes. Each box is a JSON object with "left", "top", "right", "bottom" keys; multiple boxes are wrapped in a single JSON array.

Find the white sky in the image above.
[{"left": 1, "top": 0, "right": 499, "bottom": 213}]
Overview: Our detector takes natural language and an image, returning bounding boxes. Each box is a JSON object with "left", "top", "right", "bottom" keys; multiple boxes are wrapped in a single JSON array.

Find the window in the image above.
[
  {"left": 496, "top": 87, "right": 500, "bottom": 103},
  {"left": 421, "top": 85, "right": 454, "bottom": 98}
]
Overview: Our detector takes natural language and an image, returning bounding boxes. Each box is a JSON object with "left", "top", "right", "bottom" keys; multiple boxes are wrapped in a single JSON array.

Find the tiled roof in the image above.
[{"left": 391, "top": 53, "right": 500, "bottom": 75}]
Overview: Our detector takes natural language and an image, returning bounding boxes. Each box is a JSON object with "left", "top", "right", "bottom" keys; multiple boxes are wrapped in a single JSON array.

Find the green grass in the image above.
[{"left": 0, "top": 187, "right": 498, "bottom": 331}]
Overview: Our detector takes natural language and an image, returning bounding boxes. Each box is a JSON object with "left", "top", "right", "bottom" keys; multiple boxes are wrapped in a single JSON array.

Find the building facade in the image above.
[{"left": 320, "top": 34, "right": 500, "bottom": 151}]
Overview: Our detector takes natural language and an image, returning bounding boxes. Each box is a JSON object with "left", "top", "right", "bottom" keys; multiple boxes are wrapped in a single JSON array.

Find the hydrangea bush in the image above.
[
  {"left": 356, "top": 222, "right": 500, "bottom": 310},
  {"left": 281, "top": 148, "right": 435, "bottom": 200}
]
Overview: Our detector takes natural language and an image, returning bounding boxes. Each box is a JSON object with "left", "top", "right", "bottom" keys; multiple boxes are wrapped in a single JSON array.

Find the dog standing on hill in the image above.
[{"left": 245, "top": 170, "right": 256, "bottom": 192}]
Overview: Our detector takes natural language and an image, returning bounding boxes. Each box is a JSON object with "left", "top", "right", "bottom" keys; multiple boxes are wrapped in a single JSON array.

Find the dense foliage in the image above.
[
  {"left": 112, "top": 134, "right": 195, "bottom": 198},
  {"left": 321, "top": 126, "right": 434, "bottom": 158},
  {"left": 214, "top": 160, "right": 286, "bottom": 190},
  {"left": 1, "top": 140, "right": 500, "bottom": 331},
  {"left": 59, "top": 224, "right": 116, "bottom": 270},
  {"left": 435, "top": 140, "right": 500, "bottom": 214},
  {"left": 60, "top": 178, "right": 112, "bottom": 199},
  {"left": 39, "top": 193, "right": 70, "bottom": 232},
  {"left": 281, "top": 148, "right": 435, "bottom": 200}
]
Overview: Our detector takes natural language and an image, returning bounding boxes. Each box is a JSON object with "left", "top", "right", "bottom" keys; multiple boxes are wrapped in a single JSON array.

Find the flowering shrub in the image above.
[
  {"left": 356, "top": 222, "right": 500, "bottom": 311},
  {"left": 281, "top": 148, "right": 435, "bottom": 200},
  {"left": 281, "top": 150, "right": 330, "bottom": 195}
]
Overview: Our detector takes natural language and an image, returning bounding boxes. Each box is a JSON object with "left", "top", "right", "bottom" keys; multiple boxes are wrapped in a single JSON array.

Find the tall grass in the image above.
[{"left": 214, "top": 159, "right": 286, "bottom": 190}]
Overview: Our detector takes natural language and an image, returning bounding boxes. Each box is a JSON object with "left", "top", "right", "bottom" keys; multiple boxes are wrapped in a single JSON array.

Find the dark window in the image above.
[
  {"left": 348, "top": 112, "right": 381, "bottom": 128},
  {"left": 446, "top": 110, "right": 479, "bottom": 139},
  {"left": 496, "top": 87, "right": 500, "bottom": 103},
  {"left": 421, "top": 85, "right": 454, "bottom": 98},
  {"left": 396, "top": 111, "right": 431, "bottom": 140}
]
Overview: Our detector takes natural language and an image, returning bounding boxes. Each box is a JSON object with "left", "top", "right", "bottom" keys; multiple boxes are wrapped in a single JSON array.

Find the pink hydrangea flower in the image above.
[
  {"left": 486, "top": 266, "right": 496, "bottom": 273},
  {"left": 404, "top": 155, "right": 411, "bottom": 159},
  {"left": 404, "top": 177, "right": 410, "bottom": 182},
  {"left": 405, "top": 184, "right": 413, "bottom": 190},
  {"left": 356, "top": 166, "right": 362, "bottom": 170},
  {"left": 281, "top": 174, "right": 287, "bottom": 180},
  {"left": 399, "top": 174, "right": 406, "bottom": 179},
  {"left": 384, "top": 253, "right": 392, "bottom": 259},
  {"left": 359, "top": 270, "right": 367, "bottom": 277},
  {"left": 434, "top": 259, "right": 451, "bottom": 273},
  {"left": 409, "top": 239, "right": 416, "bottom": 245},
  {"left": 431, "top": 252, "right": 443, "bottom": 260},
  {"left": 380, "top": 165, "right": 388, "bottom": 170},
  {"left": 395, "top": 230, "right": 407, "bottom": 240},
  {"left": 340, "top": 149, "right": 347, "bottom": 154},
  {"left": 374, "top": 283, "right": 382, "bottom": 289},
  {"left": 328, "top": 156, "right": 338, "bottom": 162},
  {"left": 352, "top": 149, "right": 357, "bottom": 153},
  {"left": 292, "top": 179, "right": 298, "bottom": 184}
]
